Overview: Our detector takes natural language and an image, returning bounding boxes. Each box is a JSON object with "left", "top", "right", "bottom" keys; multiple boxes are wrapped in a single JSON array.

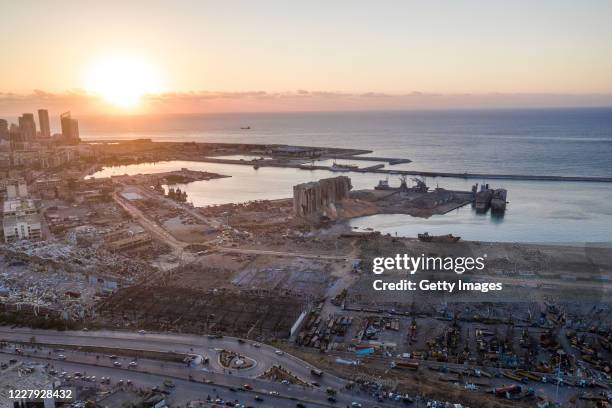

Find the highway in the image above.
[
  {"left": 1, "top": 352, "right": 332, "bottom": 408},
  {"left": 0, "top": 327, "right": 406, "bottom": 407}
]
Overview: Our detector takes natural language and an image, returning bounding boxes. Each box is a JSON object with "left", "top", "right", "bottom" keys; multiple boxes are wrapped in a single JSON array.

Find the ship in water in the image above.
[
  {"left": 418, "top": 232, "right": 461, "bottom": 243},
  {"left": 374, "top": 178, "right": 392, "bottom": 190},
  {"left": 473, "top": 183, "right": 508, "bottom": 213},
  {"left": 491, "top": 188, "right": 508, "bottom": 211},
  {"left": 475, "top": 183, "right": 494, "bottom": 211}
]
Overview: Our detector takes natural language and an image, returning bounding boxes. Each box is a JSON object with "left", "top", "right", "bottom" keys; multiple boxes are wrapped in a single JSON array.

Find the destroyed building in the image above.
[
  {"left": 2, "top": 179, "right": 42, "bottom": 243},
  {"left": 293, "top": 176, "right": 352, "bottom": 218}
]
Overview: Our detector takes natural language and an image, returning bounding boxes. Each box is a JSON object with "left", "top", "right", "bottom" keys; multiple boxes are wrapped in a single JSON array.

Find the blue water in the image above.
[
  {"left": 84, "top": 109, "right": 612, "bottom": 243},
  {"left": 82, "top": 108, "right": 612, "bottom": 177}
]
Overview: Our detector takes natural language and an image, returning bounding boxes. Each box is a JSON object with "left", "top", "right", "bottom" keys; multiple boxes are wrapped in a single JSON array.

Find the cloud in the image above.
[{"left": 1, "top": 89, "right": 611, "bottom": 117}]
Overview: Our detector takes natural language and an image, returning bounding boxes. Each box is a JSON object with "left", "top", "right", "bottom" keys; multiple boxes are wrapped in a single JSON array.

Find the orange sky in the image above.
[{"left": 1, "top": 1, "right": 612, "bottom": 114}]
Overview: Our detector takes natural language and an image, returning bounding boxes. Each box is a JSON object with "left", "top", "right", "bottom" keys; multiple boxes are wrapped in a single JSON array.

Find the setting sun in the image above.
[{"left": 85, "top": 56, "right": 163, "bottom": 108}]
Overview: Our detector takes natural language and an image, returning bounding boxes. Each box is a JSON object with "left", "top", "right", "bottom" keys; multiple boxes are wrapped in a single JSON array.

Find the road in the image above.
[
  {"left": 112, "top": 191, "right": 188, "bottom": 253},
  {"left": 0, "top": 327, "right": 405, "bottom": 408},
  {"left": 113, "top": 188, "right": 358, "bottom": 264},
  {"left": 1, "top": 352, "right": 333, "bottom": 408},
  {"left": 215, "top": 247, "right": 358, "bottom": 262}
]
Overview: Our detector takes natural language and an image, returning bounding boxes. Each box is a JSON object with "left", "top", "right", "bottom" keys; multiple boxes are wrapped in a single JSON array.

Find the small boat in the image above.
[
  {"left": 240, "top": 126, "right": 251, "bottom": 130},
  {"left": 418, "top": 232, "right": 461, "bottom": 243}
]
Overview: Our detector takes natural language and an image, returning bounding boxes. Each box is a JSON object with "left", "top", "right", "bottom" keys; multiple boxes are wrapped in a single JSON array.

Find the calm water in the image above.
[
  {"left": 82, "top": 109, "right": 612, "bottom": 177},
  {"left": 85, "top": 109, "right": 612, "bottom": 243}
]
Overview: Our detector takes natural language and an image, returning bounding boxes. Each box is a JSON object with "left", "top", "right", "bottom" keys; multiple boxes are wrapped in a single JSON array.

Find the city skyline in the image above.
[{"left": 1, "top": 1, "right": 612, "bottom": 114}]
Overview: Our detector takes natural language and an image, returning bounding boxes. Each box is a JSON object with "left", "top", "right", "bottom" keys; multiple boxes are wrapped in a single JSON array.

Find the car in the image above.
[
  {"left": 229, "top": 387, "right": 237, "bottom": 392},
  {"left": 275, "top": 350, "right": 284, "bottom": 356},
  {"left": 269, "top": 391, "right": 279, "bottom": 396},
  {"left": 252, "top": 343, "right": 261, "bottom": 348},
  {"left": 109, "top": 355, "right": 118, "bottom": 360},
  {"left": 296, "top": 403, "right": 306, "bottom": 408},
  {"left": 243, "top": 384, "right": 253, "bottom": 390},
  {"left": 351, "top": 403, "right": 362, "bottom": 408},
  {"left": 327, "top": 396, "right": 337, "bottom": 403},
  {"left": 138, "top": 330, "right": 146, "bottom": 335},
  {"left": 113, "top": 361, "right": 122, "bottom": 367},
  {"left": 129, "top": 361, "right": 138, "bottom": 367},
  {"left": 163, "top": 379, "right": 175, "bottom": 388},
  {"left": 254, "top": 396, "right": 263, "bottom": 402},
  {"left": 58, "top": 354, "right": 66, "bottom": 360},
  {"left": 310, "top": 382, "right": 320, "bottom": 387}
]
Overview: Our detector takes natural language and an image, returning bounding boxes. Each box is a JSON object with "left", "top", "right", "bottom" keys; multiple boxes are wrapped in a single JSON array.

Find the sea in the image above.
[{"left": 84, "top": 108, "right": 612, "bottom": 244}]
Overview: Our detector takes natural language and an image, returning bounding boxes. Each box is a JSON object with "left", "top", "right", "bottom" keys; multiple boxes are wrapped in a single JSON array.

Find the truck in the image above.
[{"left": 310, "top": 368, "right": 323, "bottom": 377}]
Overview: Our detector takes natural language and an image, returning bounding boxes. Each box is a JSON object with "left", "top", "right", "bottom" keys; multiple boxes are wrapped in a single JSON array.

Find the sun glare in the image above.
[{"left": 85, "top": 56, "right": 163, "bottom": 108}]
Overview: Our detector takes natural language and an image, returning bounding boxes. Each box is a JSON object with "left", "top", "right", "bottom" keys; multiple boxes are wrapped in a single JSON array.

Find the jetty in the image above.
[{"left": 195, "top": 156, "right": 612, "bottom": 183}]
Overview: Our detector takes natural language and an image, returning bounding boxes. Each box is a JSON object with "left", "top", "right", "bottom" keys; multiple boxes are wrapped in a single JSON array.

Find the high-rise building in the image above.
[
  {"left": 60, "top": 111, "right": 80, "bottom": 145},
  {"left": 0, "top": 119, "right": 8, "bottom": 140},
  {"left": 18, "top": 113, "right": 37, "bottom": 141},
  {"left": 38, "top": 109, "right": 50, "bottom": 138}
]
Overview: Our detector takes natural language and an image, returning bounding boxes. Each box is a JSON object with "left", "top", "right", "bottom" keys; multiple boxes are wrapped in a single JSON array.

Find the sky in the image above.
[{"left": 1, "top": 0, "right": 612, "bottom": 114}]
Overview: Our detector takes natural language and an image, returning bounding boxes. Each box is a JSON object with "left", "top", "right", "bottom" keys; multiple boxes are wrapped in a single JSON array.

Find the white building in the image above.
[
  {"left": 5, "top": 178, "right": 28, "bottom": 199},
  {"left": 2, "top": 198, "right": 42, "bottom": 243}
]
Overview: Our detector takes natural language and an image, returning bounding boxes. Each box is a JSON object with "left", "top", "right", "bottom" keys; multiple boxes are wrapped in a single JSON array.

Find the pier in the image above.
[{"left": 196, "top": 156, "right": 612, "bottom": 183}]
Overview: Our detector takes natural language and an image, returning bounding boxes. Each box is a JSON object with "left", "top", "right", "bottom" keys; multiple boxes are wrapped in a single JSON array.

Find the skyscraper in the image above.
[
  {"left": 38, "top": 109, "right": 50, "bottom": 138},
  {"left": 0, "top": 119, "right": 8, "bottom": 140},
  {"left": 18, "top": 113, "right": 36, "bottom": 141},
  {"left": 60, "top": 111, "right": 80, "bottom": 145}
]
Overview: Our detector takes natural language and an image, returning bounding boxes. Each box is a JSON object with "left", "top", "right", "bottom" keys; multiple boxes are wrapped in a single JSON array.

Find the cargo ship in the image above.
[
  {"left": 491, "top": 188, "right": 508, "bottom": 211},
  {"left": 475, "top": 184, "right": 493, "bottom": 210},
  {"left": 418, "top": 232, "right": 461, "bottom": 243}
]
